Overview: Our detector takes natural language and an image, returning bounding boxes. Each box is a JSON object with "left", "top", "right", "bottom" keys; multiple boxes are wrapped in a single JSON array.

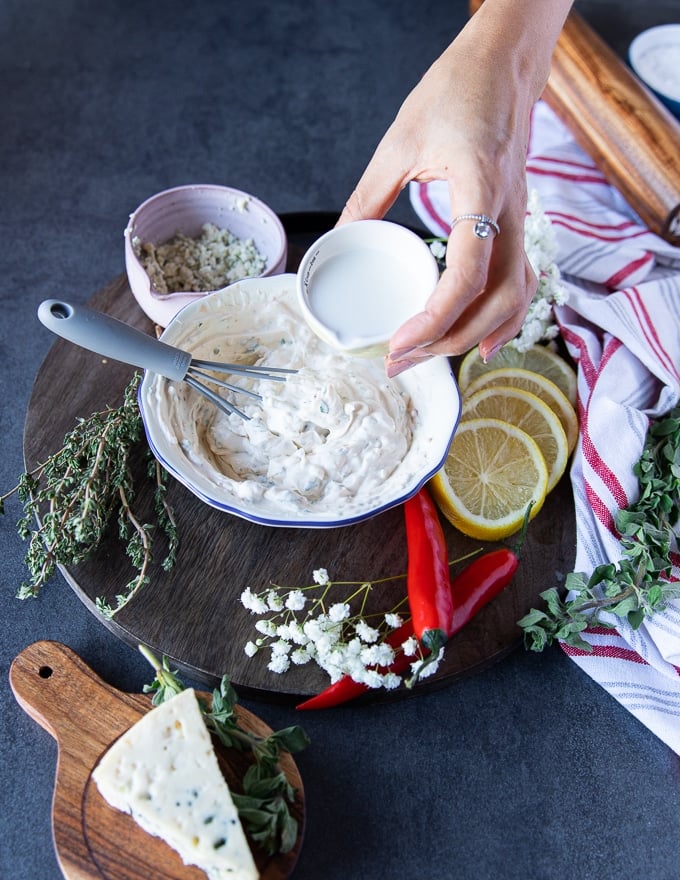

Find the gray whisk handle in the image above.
[{"left": 37, "top": 300, "right": 191, "bottom": 381}]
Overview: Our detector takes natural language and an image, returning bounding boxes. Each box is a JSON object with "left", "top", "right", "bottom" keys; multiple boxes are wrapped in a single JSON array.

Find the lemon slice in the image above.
[
  {"left": 429, "top": 417, "right": 549, "bottom": 540},
  {"left": 464, "top": 367, "right": 578, "bottom": 456},
  {"left": 458, "top": 344, "right": 577, "bottom": 406},
  {"left": 461, "top": 386, "right": 569, "bottom": 492}
]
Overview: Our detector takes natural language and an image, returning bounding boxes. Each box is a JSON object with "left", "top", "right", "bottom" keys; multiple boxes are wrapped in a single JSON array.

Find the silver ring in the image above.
[{"left": 450, "top": 213, "right": 500, "bottom": 240}]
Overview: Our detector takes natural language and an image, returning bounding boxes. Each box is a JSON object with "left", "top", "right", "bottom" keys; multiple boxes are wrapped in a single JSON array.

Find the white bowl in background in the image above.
[
  {"left": 124, "top": 184, "right": 287, "bottom": 327},
  {"left": 139, "top": 274, "right": 460, "bottom": 528},
  {"left": 629, "top": 24, "right": 680, "bottom": 118}
]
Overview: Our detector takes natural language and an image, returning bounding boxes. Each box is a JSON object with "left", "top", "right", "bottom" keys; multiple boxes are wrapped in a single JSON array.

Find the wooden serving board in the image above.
[
  {"left": 9, "top": 640, "right": 304, "bottom": 880},
  {"left": 22, "top": 212, "right": 576, "bottom": 702}
]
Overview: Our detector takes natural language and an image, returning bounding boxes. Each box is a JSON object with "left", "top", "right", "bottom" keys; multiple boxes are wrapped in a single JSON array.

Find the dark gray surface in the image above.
[{"left": 2, "top": 2, "right": 679, "bottom": 879}]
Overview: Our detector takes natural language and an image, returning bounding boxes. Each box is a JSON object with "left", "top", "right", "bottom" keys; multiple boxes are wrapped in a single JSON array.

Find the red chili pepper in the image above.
[
  {"left": 448, "top": 548, "right": 518, "bottom": 634},
  {"left": 403, "top": 486, "right": 453, "bottom": 686}
]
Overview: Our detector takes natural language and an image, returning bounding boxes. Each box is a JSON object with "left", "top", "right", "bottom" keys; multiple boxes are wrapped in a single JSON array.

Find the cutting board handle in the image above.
[
  {"left": 9, "top": 640, "right": 145, "bottom": 751},
  {"left": 9, "top": 641, "right": 156, "bottom": 880}
]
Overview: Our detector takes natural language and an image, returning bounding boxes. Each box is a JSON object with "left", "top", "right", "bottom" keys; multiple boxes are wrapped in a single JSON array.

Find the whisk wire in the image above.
[
  {"left": 183, "top": 374, "right": 250, "bottom": 420},
  {"left": 189, "top": 367, "right": 263, "bottom": 400},
  {"left": 190, "top": 359, "right": 297, "bottom": 379}
]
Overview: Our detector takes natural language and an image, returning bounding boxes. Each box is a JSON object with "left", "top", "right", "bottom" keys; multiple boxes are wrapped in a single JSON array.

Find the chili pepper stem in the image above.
[
  {"left": 512, "top": 501, "right": 534, "bottom": 561},
  {"left": 404, "top": 628, "right": 446, "bottom": 690}
]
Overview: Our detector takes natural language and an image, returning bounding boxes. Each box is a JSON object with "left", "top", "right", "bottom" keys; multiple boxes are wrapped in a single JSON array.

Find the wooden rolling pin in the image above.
[{"left": 468, "top": 1, "right": 680, "bottom": 244}]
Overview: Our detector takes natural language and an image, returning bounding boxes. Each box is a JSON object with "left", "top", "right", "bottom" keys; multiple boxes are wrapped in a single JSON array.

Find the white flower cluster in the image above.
[
  {"left": 515, "top": 189, "right": 569, "bottom": 352},
  {"left": 427, "top": 189, "right": 568, "bottom": 351},
  {"left": 240, "top": 568, "right": 442, "bottom": 690}
]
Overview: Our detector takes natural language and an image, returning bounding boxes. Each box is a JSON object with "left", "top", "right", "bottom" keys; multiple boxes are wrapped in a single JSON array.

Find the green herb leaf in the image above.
[{"left": 519, "top": 404, "right": 680, "bottom": 650}]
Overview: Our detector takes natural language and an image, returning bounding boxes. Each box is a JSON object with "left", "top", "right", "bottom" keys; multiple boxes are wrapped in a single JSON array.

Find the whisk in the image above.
[{"left": 38, "top": 300, "right": 297, "bottom": 420}]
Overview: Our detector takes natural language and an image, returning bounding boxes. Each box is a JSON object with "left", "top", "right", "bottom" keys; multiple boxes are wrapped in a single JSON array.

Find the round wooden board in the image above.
[{"left": 22, "top": 212, "right": 576, "bottom": 703}]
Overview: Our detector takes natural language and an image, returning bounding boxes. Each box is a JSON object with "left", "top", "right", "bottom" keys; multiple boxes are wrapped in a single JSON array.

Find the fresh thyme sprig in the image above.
[
  {"left": 140, "top": 646, "right": 309, "bottom": 856},
  {"left": 1, "top": 374, "right": 178, "bottom": 615},
  {"left": 519, "top": 405, "right": 680, "bottom": 651}
]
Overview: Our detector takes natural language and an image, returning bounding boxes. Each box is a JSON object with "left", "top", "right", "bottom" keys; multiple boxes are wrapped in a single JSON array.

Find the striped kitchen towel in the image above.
[{"left": 409, "top": 100, "right": 680, "bottom": 754}]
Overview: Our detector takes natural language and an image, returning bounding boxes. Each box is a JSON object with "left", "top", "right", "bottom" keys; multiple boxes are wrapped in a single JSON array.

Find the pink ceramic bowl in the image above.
[{"left": 124, "top": 184, "right": 287, "bottom": 326}]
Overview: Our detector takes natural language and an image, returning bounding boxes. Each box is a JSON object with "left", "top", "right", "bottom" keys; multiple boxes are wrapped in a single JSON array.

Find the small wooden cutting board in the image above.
[{"left": 9, "top": 641, "right": 304, "bottom": 880}]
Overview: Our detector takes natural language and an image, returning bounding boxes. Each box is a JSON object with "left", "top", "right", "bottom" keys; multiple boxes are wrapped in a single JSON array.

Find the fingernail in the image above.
[
  {"left": 482, "top": 343, "right": 503, "bottom": 364},
  {"left": 389, "top": 346, "right": 418, "bottom": 361},
  {"left": 389, "top": 342, "right": 436, "bottom": 361},
  {"left": 386, "top": 359, "right": 416, "bottom": 379}
]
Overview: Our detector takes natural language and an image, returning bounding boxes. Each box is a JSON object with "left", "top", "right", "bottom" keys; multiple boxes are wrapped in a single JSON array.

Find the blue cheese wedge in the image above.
[{"left": 92, "top": 687, "right": 259, "bottom": 880}]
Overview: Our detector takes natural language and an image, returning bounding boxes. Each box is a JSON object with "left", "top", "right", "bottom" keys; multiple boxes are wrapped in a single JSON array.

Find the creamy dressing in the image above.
[
  {"left": 146, "top": 296, "right": 417, "bottom": 516},
  {"left": 306, "top": 250, "right": 422, "bottom": 346}
]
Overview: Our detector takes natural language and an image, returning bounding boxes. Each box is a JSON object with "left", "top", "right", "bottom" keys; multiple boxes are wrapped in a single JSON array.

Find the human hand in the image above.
[{"left": 337, "top": 0, "right": 572, "bottom": 376}]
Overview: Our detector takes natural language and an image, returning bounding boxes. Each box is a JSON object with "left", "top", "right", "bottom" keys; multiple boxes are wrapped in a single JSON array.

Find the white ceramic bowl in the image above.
[
  {"left": 629, "top": 24, "right": 680, "bottom": 118},
  {"left": 124, "top": 184, "right": 287, "bottom": 327},
  {"left": 139, "top": 274, "right": 460, "bottom": 528},
  {"left": 296, "top": 219, "right": 440, "bottom": 357}
]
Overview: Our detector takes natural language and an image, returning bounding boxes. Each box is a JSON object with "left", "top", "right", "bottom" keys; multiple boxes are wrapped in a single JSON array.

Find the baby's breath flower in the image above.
[
  {"left": 313, "top": 633, "right": 335, "bottom": 657},
  {"left": 429, "top": 239, "right": 446, "bottom": 260},
  {"left": 285, "top": 589, "right": 306, "bottom": 611},
  {"left": 276, "top": 623, "right": 292, "bottom": 641},
  {"left": 266, "top": 589, "right": 284, "bottom": 612},
  {"left": 329, "top": 602, "right": 351, "bottom": 622},
  {"left": 401, "top": 636, "right": 419, "bottom": 656},
  {"left": 360, "top": 643, "right": 396, "bottom": 667},
  {"left": 303, "top": 618, "right": 324, "bottom": 641},
  {"left": 355, "top": 620, "right": 380, "bottom": 643},
  {"left": 511, "top": 189, "right": 568, "bottom": 351},
  {"left": 346, "top": 657, "right": 366, "bottom": 682},
  {"left": 291, "top": 646, "right": 313, "bottom": 665},
  {"left": 240, "top": 587, "right": 268, "bottom": 615},
  {"left": 255, "top": 618, "right": 277, "bottom": 637},
  {"left": 410, "top": 648, "right": 445, "bottom": 680},
  {"left": 359, "top": 669, "right": 384, "bottom": 689},
  {"left": 288, "top": 621, "right": 309, "bottom": 645},
  {"left": 268, "top": 653, "right": 290, "bottom": 674},
  {"left": 382, "top": 672, "right": 403, "bottom": 690},
  {"left": 241, "top": 564, "right": 422, "bottom": 693},
  {"left": 345, "top": 637, "right": 363, "bottom": 656}
]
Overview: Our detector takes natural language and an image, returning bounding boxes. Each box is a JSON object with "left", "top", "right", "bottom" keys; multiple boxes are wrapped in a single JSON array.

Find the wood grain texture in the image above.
[
  {"left": 545, "top": 9, "right": 680, "bottom": 243},
  {"left": 469, "top": 1, "right": 680, "bottom": 243},
  {"left": 9, "top": 640, "right": 304, "bottom": 880},
  {"left": 22, "top": 214, "right": 576, "bottom": 702}
]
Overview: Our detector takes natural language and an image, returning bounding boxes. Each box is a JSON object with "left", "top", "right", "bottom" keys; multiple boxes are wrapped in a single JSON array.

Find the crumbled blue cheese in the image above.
[
  {"left": 134, "top": 222, "right": 266, "bottom": 294},
  {"left": 92, "top": 688, "right": 258, "bottom": 880}
]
